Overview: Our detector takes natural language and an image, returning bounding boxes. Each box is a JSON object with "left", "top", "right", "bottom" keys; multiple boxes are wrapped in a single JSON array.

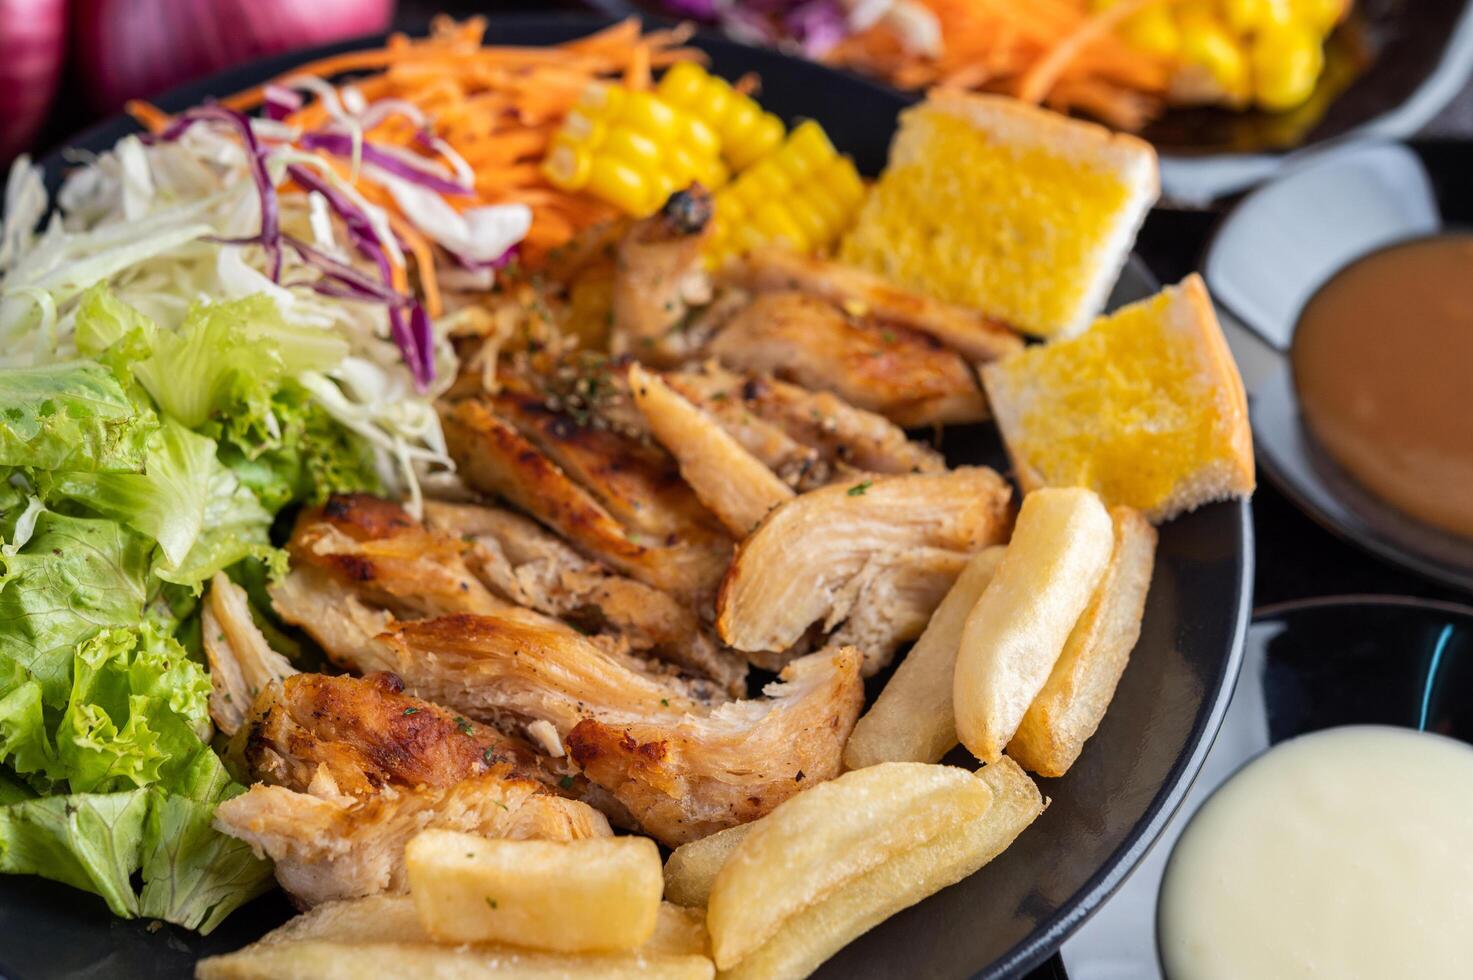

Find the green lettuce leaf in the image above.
[
  {"left": 0, "top": 511, "right": 152, "bottom": 706},
  {"left": 217, "top": 382, "right": 381, "bottom": 512},
  {"left": 152, "top": 460, "right": 280, "bottom": 593},
  {"left": 130, "top": 295, "right": 347, "bottom": 430},
  {"left": 0, "top": 361, "right": 156, "bottom": 473},
  {"left": 47, "top": 418, "right": 217, "bottom": 568},
  {"left": 139, "top": 746, "right": 272, "bottom": 934},
  {"left": 55, "top": 625, "right": 211, "bottom": 795},
  {"left": 0, "top": 790, "right": 150, "bottom": 917}
]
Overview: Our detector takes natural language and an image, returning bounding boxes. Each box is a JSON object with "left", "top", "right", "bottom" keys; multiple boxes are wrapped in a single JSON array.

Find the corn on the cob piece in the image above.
[
  {"left": 707, "top": 121, "right": 866, "bottom": 265},
  {"left": 542, "top": 81, "right": 728, "bottom": 216}
]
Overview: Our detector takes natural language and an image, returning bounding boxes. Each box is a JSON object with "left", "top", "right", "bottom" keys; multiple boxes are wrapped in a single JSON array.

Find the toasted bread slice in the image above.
[
  {"left": 982, "top": 275, "right": 1254, "bottom": 522},
  {"left": 840, "top": 90, "right": 1158, "bottom": 338}
]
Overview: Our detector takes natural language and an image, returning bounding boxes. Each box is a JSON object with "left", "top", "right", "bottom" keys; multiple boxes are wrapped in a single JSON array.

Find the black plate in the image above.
[{"left": 2, "top": 15, "right": 1253, "bottom": 979}]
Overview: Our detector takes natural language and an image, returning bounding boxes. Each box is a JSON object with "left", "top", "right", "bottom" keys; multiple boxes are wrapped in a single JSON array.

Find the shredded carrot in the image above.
[
  {"left": 827, "top": 0, "right": 1177, "bottom": 130},
  {"left": 125, "top": 99, "right": 171, "bottom": 135}
]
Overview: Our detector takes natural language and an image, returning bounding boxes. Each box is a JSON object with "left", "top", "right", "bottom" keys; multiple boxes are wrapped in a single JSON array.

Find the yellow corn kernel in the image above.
[
  {"left": 657, "top": 61, "right": 709, "bottom": 108},
  {"left": 1121, "top": 3, "right": 1181, "bottom": 57},
  {"left": 695, "top": 155, "right": 730, "bottom": 190},
  {"left": 730, "top": 159, "right": 790, "bottom": 208},
  {"left": 824, "top": 157, "right": 866, "bottom": 208},
  {"left": 719, "top": 97, "right": 763, "bottom": 146},
  {"left": 773, "top": 120, "right": 835, "bottom": 183},
  {"left": 734, "top": 113, "right": 786, "bottom": 170},
  {"left": 603, "top": 127, "right": 661, "bottom": 171},
  {"left": 662, "top": 144, "right": 699, "bottom": 182},
  {"left": 620, "top": 91, "right": 681, "bottom": 142},
  {"left": 785, "top": 196, "right": 829, "bottom": 246},
  {"left": 806, "top": 186, "right": 848, "bottom": 234},
  {"left": 1251, "top": 23, "right": 1323, "bottom": 110},
  {"left": 560, "top": 110, "right": 608, "bottom": 147},
  {"left": 542, "top": 142, "right": 592, "bottom": 191},
  {"left": 647, "top": 171, "right": 680, "bottom": 214},
  {"left": 753, "top": 201, "right": 809, "bottom": 251},
  {"left": 683, "top": 116, "right": 721, "bottom": 161},
  {"left": 730, "top": 223, "right": 768, "bottom": 257},
  {"left": 577, "top": 82, "right": 625, "bottom": 117},
  {"left": 1179, "top": 13, "right": 1250, "bottom": 103},
  {"left": 586, "top": 156, "right": 649, "bottom": 214}
]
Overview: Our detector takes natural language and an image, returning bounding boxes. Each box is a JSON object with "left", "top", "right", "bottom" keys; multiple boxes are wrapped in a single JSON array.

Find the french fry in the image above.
[
  {"left": 197, "top": 897, "right": 712, "bottom": 979},
  {"left": 707, "top": 762, "right": 993, "bottom": 969},
  {"left": 194, "top": 939, "right": 714, "bottom": 980},
  {"left": 953, "top": 487, "right": 1113, "bottom": 763},
  {"left": 405, "top": 831, "right": 663, "bottom": 951},
  {"left": 721, "top": 758, "right": 1046, "bottom": 980},
  {"left": 844, "top": 545, "right": 1007, "bottom": 769},
  {"left": 1009, "top": 506, "right": 1157, "bottom": 776},
  {"left": 663, "top": 822, "right": 754, "bottom": 908}
]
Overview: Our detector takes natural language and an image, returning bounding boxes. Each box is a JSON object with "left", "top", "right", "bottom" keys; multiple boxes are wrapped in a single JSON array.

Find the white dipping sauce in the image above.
[{"left": 1158, "top": 725, "right": 1473, "bottom": 979}]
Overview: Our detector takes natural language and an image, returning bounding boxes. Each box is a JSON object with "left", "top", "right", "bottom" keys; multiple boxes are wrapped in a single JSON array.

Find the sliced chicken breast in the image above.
[{"left": 202, "top": 572, "right": 297, "bottom": 737}]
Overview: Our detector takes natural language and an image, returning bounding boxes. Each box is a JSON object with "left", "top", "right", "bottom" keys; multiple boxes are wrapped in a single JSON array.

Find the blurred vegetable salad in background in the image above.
[{"left": 659, "top": 0, "right": 1351, "bottom": 130}]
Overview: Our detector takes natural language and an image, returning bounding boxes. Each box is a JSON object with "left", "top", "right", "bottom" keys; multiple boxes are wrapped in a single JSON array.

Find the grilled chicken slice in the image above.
[
  {"left": 717, "top": 467, "right": 1013, "bottom": 674},
  {"left": 440, "top": 397, "right": 727, "bottom": 604},
  {"left": 628, "top": 363, "right": 793, "bottom": 536},
  {"left": 610, "top": 186, "right": 714, "bottom": 363},
  {"left": 825, "top": 546, "right": 971, "bottom": 667},
  {"left": 271, "top": 566, "right": 395, "bottom": 667},
  {"left": 214, "top": 771, "right": 612, "bottom": 908},
  {"left": 423, "top": 500, "right": 748, "bottom": 696},
  {"left": 485, "top": 374, "right": 726, "bottom": 544},
  {"left": 720, "top": 248, "right": 1022, "bottom": 362},
  {"left": 347, "top": 614, "right": 710, "bottom": 738},
  {"left": 288, "top": 494, "right": 525, "bottom": 622},
  {"left": 707, "top": 290, "right": 987, "bottom": 426},
  {"left": 202, "top": 572, "right": 297, "bottom": 737},
  {"left": 232, "top": 671, "right": 548, "bottom": 798},
  {"left": 667, "top": 364, "right": 945, "bottom": 476},
  {"left": 567, "top": 647, "right": 864, "bottom": 846}
]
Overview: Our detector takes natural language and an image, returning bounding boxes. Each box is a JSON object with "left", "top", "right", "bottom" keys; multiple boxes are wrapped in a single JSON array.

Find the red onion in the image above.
[
  {"left": 0, "top": 0, "right": 68, "bottom": 164},
  {"left": 73, "top": 0, "right": 395, "bottom": 114}
]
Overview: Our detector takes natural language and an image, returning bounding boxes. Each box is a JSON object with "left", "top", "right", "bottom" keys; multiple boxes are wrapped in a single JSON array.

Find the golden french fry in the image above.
[
  {"left": 707, "top": 762, "right": 993, "bottom": 969},
  {"left": 844, "top": 546, "right": 1007, "bottom": 769},
  {"left": 194, "top": 938, "right": 714, "bottom": 980},
  {"left": 721, "top": 758, "right": 1045, "bottom": 980},
  {"left": 953, "top": 487, "right": 1113, "bottom": 763},
  {"left": 628, "top": 363, "right": 793, "bottom": 536},
  {"left": 663, "top": 822, "right": 754, "bottom": 908},
  {"left": 405, "top": 831, "right": 663, "bottom": 951},
  {"left": 1009, "top": 506, "right": 1157, "bottom": 776}
]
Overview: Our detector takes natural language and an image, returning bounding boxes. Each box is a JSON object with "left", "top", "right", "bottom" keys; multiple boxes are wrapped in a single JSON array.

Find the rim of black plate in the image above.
[{"left": 32, "top": 14, "right": 1257, "bottom": 979}]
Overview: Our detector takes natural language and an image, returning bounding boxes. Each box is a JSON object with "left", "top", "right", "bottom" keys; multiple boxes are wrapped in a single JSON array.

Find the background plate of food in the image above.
[
  {"left": 0, "top": 13, "right": 1251, "bottom": 979},
  {"left": 593, "top": 0, "right": 1473, "bottom": 204}
]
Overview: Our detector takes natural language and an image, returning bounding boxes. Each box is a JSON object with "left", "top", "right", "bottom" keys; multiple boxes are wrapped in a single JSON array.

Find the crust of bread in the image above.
[
  {"left": 982, "top": 274, "right": 1255, "bottom": 523},
  {"left": 920, "top": 92, "right": 1160, "bottom": 337}
]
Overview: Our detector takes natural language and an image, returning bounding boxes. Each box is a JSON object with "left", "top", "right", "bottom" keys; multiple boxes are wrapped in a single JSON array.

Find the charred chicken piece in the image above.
[
  {"left": 610, "top": 186, "right": 714, "bottom": 363},
  {"left": 213, "top": 770, "right": 612, "bottom": 908},
  {"left": 567, "top": 646, "right": 865, "bottom": 846},
  {"left": 439, "top": 396, "right": 728, "bottom": 605},
  {"left": 231, "top": 671, "right": 549, "bottom": 798},
  {"left": 627, "top": 363, "right": 793, "bottom": 537},
  {"left": 716, "top": 467, "right": 1013, "bottom": 674},
  {"left": 346, "top": 613, "right": 712, "bottom": 739},
  {"left": 287, "top": 494, "right": 532, "bottom": 623},
  {"left": 707, "top": 290, "right": 988, "bottom": 427},
  {"left": 202, "top": 572, "right": 297, "bottom": 737},
  {"left": 666, "top": 364, "right": 945, "bottom": 477},
  {"left": 719, "top": 248, "right": 1023, "bottom": 363},
  {"left": 423, "top": 500, "right": 748, "bottom": 696}
]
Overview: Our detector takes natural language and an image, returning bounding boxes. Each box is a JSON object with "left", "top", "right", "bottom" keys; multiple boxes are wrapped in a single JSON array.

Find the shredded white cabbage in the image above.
[{"left": 0, "top": 112, "right": 514, "bottom": 510}]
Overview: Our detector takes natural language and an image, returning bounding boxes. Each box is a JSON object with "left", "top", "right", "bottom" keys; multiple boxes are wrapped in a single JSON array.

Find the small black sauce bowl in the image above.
[{"left": 1153, "top": 595, "right": 1473, "bottom": 977}]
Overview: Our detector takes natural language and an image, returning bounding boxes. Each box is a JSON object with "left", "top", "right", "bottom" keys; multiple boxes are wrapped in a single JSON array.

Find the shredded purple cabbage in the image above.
[
  {"left": 263, "top": 85, "right": 303, "bottom": 122},
  {"left": 154, "top": 105, "right": 282, "bottom": 281},
  {"left": 283, "top": 235, "right": 411, "bottom": 307},
  {"left": 299, "top": 131, "right": 472, "bottom": 197},
  {"left": 286, "top": 164, "right": 435, "bottom": 390},
  {"left": 784, "top": 0, "right": 849, "bottom": 57}
]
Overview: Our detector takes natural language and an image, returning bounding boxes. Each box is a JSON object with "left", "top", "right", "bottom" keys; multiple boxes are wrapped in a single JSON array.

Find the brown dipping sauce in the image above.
[{"left": 1293, "top": 234, "right": 1473, "bottom": 540}]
